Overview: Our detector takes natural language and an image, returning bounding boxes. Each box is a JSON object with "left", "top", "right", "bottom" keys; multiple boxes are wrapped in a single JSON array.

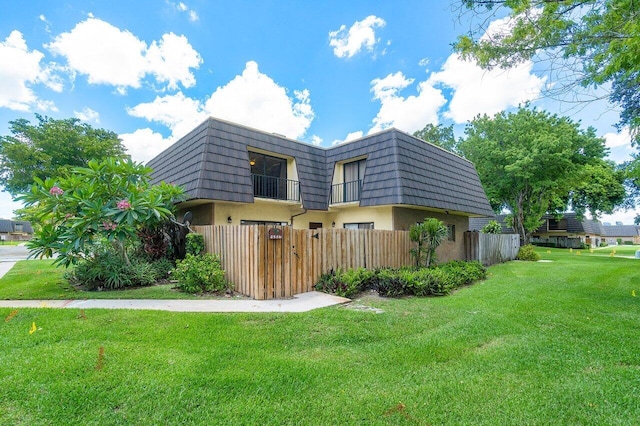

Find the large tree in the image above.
[
  {"left": 454, "top": 0, "right": 640, "bottom": 142},
  {"left": 0, "top": 114, "right": 128, "bottom": 196},
  {"left": 459, "top": 107, "right": 625, "bottom": 243},
  {"left": 413, "top": 123, "right": 459, "bottom": 153}
]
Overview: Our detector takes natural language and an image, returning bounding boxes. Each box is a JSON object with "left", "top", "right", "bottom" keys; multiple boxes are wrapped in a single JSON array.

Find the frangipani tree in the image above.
[{"left": 18, "top": 158, "right": 183, "bottom": 267}]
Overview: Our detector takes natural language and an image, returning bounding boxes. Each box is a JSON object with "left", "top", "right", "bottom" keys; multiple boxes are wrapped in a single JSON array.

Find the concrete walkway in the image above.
[{"left": 0, "top": 291, "right": 351, "bottom": 313}]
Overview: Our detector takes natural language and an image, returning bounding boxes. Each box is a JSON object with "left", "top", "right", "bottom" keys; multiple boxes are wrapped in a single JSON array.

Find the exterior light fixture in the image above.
[
  {"left": 227, "top": 216, "right": 232, "bottom": 223},
  {"left": 331, "top": 221, "right": 336, "bottom": 228},
  {"left": 249, "top": 159, "right": 256, "bottom": 166}
]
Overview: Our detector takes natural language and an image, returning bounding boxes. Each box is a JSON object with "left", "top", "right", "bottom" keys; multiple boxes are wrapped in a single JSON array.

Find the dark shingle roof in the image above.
[
  {"left": 0, "top": 219, "right": 33, "bottom": 234},
  {"left": 533, "top": 213, "right": 604, "bottom": 235},
  {"left": 602, "top": 225, "right": 640, "bottom": 237},
  {"left": 148, "top": 118, "right": 493, "bottom": 215},
  {"left": 469, "top": 214, "right": 515, "bottom": 233}
]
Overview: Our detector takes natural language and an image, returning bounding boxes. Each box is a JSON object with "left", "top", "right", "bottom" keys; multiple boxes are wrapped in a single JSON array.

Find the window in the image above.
[
  {"left": 309, "top": 222, "right": 323, "bottom": 229},
  {"left": 14, "top": 223, "right": 23, "bottom": 232},
  {"left": 343, "top": 222, "right": 374, "bottom": 230},
  {"left": 548, "top": 219, "right": 567, "bottom": 231},
  {"left": 249, "top": 152, "right": 290, "bottom": 200},
  {"left": 344, "top": 159, "right": 366, "bottom": 183},
  {"left": 447, "top": 224, "right": 456, "bottom": 241},
  {"left": 332, "top": 159, "right": 366, "bottom": 203}
]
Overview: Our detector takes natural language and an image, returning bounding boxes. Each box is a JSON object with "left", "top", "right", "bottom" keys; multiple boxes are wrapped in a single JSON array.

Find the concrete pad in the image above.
[{"left": 0, "top": 291, "right": 351, "bottom": 313}]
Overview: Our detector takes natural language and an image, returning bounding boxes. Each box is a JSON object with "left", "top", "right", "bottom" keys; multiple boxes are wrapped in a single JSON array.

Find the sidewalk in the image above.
[{"left": 0, "top": 291, "right": 351, "bottom": 313}]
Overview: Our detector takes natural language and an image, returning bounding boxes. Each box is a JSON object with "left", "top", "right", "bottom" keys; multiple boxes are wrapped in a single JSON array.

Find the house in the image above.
[
  {"left": 148, "top": 117, "right": 494, "bottom": 262},
  {"left": 602, "top": 225, "right": 640, "bottom": 245},
  {"left": 469, "top": 214, "right": 515, "bottom": 234},
  {"left": 0, "top": 219, "right": 33, "bottom": 242},
  {"left": 531, "top": 213, "right": 605, "bottom": 248}
]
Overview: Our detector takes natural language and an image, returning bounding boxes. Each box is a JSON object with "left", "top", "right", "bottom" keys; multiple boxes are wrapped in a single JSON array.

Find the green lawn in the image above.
[
  {"left": 0, "top": 260, "right": 236, "bottom": 300},
  {"left": 591, "top": 244, "right": 640, "bottom": 256},
  {"left": 1, "top": 250, "right": 639, "bottom": 424}
]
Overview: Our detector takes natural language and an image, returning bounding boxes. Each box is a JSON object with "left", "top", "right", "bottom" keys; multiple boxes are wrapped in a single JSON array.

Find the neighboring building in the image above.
[
  {"left": 602, "top": 225, "right": 640, "bottom": 245},
  {"left": 532, "top": 213, "right": 604, "bottom": 249},
  {"left": 469, "top": 214, "right": 515, "bottom": 234},
  {"left": 148, "top": 118, "right": 494, "bottom": 262},
  {"left": 0, "top": 219, "right": 33, "bottom": 242}
]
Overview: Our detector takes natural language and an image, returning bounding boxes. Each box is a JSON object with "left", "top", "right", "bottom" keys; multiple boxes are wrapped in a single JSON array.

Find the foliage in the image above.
[
  {"left": 413, "top": 123, "right": 458, "bottom": 153},
  {"left": 314, "top": 268, "right": 375, "bottom": 298},
  {"left": 516, "top": 244, "right": 541, "bottom": 262},
  {"left": 481, "top": 220, "right": 502, "bottom": 234},
  {"left": 459, "top": 107, "right": 622, "bottom": 244},
  {"left": 409, "top": 218, "right": 449, "bottom": 267},
  {"left": 185, "top": 233, "right": 205, "bottom": 256},
  {"left": 17, "top": 157, "right": 183, "bottom": 268},
  {"left": 0, "top": 114, "right": 127, "bottom": 196},
  {"left": 315, "top": 261, "right": 487, "bottom": 298},
  {"left": 65, "top": 245, "right": 167, "bottom": 290},
  {"left": 454, "top": 0, "right": 640, "bottom": 143},
  {"left": 173, "top": 253, "right": 229, "bottom": 294}
]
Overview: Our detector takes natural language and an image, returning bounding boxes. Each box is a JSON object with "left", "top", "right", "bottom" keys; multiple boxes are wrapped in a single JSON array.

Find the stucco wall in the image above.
[
  {"left": 392, "top": 207, "right": 469, "bottom": 262},
  {"left": 330, "top": 205, "right": 393, "bottom": 230}
]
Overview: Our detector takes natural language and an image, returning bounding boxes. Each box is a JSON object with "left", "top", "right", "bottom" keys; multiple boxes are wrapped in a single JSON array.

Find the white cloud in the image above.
[
  {"left": 427, "top": 54, "right": 545, "bottom": 123},
  {"left": 332, "top": 130, "right": 364, "bottom": 146},
  {"left": 46, "top": 17, "right": 202, "bottom": 91},
  {"left": 127, "top": 91, "right": 206, "bottom": 139},
  {"left": 329, "top": 15, "right": 386, "bottom": 59},
  {"left": 128, "top": 61, "right": 315, "bottom": 143},
  {"left": 0, "top": 30, "right": 58, "bottom": 112},
  {"left": 169, "top": 1, "right": 199, "bottom": 21},
  {"left": 603, "top": 128, "right": 635, "bottom": 164},
  {"left": 74, "top": 107, "right": 100, "bottom": 123},
  {"left": 203, "top": 61, "right": 314, "bottom": 138},
  {"left": 310, "top": 135, "right": 323, "bottom": 146},
  {"left": 120, "top": 128, "right": 173, "bottom": 163},
  {"left": 368, "top": 71, "right": 446, "bottom": 134}
]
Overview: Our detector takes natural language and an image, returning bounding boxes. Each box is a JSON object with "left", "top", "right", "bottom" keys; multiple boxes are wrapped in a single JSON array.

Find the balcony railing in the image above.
[
  {"left": 251, "top": 174, "right": 300, "bottom": 202},
  {"left": 330, "top": 179, "right": 362, "bottom": 204}
]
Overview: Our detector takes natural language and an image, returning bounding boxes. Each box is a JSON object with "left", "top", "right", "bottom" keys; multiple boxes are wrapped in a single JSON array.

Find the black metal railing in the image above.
[
  {"left": 330, "top": 179, "right": 362, "bottom": 204},
  {"left": 251, "top": 174, "right": 300, "bottom": 201}
]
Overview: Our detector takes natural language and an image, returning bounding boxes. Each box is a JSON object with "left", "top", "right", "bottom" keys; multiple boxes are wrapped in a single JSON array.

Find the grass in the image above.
[
  {"left": 591, "top": 244, "right": 640, "bottom": 256},
  {"left": 0, "top": 240, "right": 26, "bottom": 246},
  {"left": 1, "top": 249, "right": 639, "bottom": 424},
  {"left": 0, "top": 260, "right": 240, "bottom": 300}
]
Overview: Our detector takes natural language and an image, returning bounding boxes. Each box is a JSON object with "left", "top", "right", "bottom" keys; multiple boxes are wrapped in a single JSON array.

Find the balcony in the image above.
[
  {"left": 330, "top": 179, "right": 362, "bottom": 204},
  {"left": 252, "top": 174, "right": 300, "bottom": 202}
]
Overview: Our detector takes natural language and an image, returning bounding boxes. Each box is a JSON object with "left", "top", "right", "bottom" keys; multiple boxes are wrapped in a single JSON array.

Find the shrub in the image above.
[
  {"left": 173, "top": 253, "right": 228, "bottom": 293},
  {"left": 624, "top": 240, "right": 634, "bottom": 245},
  {"left": 186, "top": 233, "right": 205, "bottom": 256},
  {"left": 617, "top": 238, "right": 623, "bottom": 245},
  {"left": 600, "top": 241, "right": 608, "bottom": 247},
  {"left": 516, "top": 244, "right": 541, "bottom": 261},
  {"left": 314, "top": 261, "right": 487, "bottom": 298},
  {"left": 481, "top": 220, "right": 502, "bottom": 234}
]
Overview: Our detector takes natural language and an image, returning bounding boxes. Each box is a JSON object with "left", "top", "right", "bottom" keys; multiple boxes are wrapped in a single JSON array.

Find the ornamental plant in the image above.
[
  {"left": 409, "top": 218, "right": 449, "bottom": 268},
  {"left": 18, "top": 158, "right": 184, "bottom": 269}
]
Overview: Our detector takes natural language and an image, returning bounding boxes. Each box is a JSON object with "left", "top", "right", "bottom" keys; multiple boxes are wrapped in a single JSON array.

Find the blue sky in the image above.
[{"left": 1, "top": 0, "right": 638, "bottom": 223}]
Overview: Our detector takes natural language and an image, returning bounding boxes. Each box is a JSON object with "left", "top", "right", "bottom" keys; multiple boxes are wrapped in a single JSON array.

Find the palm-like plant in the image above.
[{"left": 409, "top": 218, "right": 449, "bottom": 268}]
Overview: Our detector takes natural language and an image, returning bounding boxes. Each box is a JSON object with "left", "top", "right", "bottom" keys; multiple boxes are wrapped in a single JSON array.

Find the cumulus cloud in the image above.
[
  {"left": 368, "top": 71, "right": 446, "bottom": 134},
  {"left": 46, "top": 17, "right": 202, "bottom": 92},
  {"left": 310, "top": 135, "right": 323, "bottom": 146},
  {"left": 603, "top": 128, "right": 635, "bottom": 164},
  {"left": 0, "top": 30, "right": 58, "bottom": 111},
  {"left": 128, "top": 61, "right": 315, "bottom": 141},
  {"left": 329, "top": 15, "right": 386, "bottom": 58},
  {"left": 170, "top": 1, "right": 199, "bottom": 21},
  {"left": 332, "top": 130, "right": 364, "bottom": 146},
  {"left": 427, "top": 54, "right": 545, "bottom": 123},
  {"left": 127, "top": 91, "right": 206, "bottom": 139},
  {"left": 74, "top": 107, "right": 100, "bottom": 123},
  {"left": 120, "top": 128, "right": 173, "bottom": 163}
]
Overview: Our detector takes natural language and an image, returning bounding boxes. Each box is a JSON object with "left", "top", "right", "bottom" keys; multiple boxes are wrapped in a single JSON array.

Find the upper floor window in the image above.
[
  {"left": 331, "top": 158, "right": 366, "bottom": 204},
  {"left": 344, "top": 159, "right": 366, "bottom": 183},
  {"left": 548, "top": 219, "right": 567, "bottom": 231},
  {"left": 248, "top": 151, "right": 299, "bottom": 201},
  {"left": 249, "top": 152, "right": 287, "bottom": 179}
]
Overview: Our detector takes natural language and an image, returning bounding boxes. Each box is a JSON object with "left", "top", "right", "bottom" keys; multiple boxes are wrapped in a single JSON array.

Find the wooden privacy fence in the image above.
[
  {"left": 464, "top": 232, "right": 520, "bottom": 266},
  {"left": 191, "top": 225, "right": 413, "bottom": 299}
]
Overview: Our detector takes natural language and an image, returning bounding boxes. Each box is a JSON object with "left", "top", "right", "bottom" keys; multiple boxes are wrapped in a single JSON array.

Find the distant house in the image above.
[
  {"left": 148, "top": 117, "right": 494, "bottom": 262},
  {"left": 0, "top": 219, "right": 33, "bottom": 242},
  {"left": 602, "top": 225, "right": 640, "bottom": 245},
  {"left": 470, "top": 213, "right": 605, "bottom": 249},
  {"left": 532, "top": 213, "right": 604, "bottom": 249}
]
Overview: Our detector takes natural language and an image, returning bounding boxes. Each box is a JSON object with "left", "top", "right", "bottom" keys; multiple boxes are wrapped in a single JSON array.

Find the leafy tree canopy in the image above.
[
  {"left": 0, "top": 114, "right": 128, "bottom": 196},
  {"left": 454, "top": 0, "right": 640, "bottom": 142},
  {"left": 413, "top": 123, "right": 459, "bottom": 153},
  {"left": 17, "top": 158, "right": 183, "bottom": 267},
  {"left": 459, "top": 106, "right": 624, "bottom": 243}
]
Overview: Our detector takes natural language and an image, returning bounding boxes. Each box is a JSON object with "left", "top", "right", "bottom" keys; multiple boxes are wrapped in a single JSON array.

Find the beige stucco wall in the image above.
[
  {"left": 392, "top": 207, "right": 469, "bottom": 263},
  {"left": 177, "top": 203, "right": 214, "bottom": 226},
  {"left": 330, "top": 205, "right": 393, "bottom": 230}
]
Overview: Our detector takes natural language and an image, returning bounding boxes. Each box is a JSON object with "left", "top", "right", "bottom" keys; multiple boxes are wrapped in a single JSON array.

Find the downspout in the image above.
[{"left": 290, "top": 209, "right": 308, "bottom": 227}]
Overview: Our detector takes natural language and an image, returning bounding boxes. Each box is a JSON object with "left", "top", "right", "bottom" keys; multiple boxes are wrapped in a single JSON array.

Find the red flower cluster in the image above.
[
  {"left": 116, "top": 200, "right": 131, "bottom": 210},
  {"left": 49, "top": 186, "right": 64, "bottom": 196},
  {"left": 102, "top": 221, "right": 117, "bottom": 231}
]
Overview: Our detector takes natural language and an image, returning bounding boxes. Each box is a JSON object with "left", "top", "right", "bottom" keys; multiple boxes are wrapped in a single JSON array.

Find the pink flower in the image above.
[
  {"left": 49, "top": 186, "right": 64, "bottom": 196},
  {"left": 117, "top": 200, "right": 131, "bottom": 210},
  {"left": 102, "top": 221, "right": 117, "bottom": 231}
]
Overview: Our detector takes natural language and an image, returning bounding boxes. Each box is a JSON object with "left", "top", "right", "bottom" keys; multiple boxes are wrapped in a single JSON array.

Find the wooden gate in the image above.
[{"left": 192, "top": 225, "right": 412, "bottom": 299}]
